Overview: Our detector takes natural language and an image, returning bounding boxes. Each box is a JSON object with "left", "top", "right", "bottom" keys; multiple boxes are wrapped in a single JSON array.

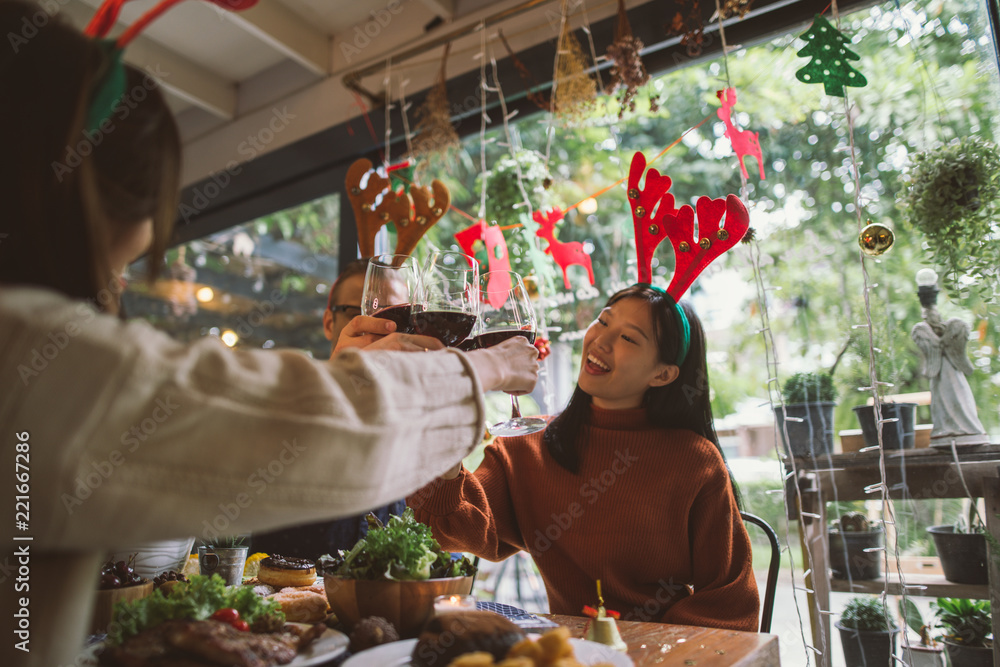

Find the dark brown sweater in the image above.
[{"left": 410, "top": 405, "right": 760, "bottom": 631}]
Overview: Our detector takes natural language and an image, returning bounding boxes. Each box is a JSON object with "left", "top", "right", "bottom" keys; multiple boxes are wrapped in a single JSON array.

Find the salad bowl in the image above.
[{"left": 323, "top": 574, "right": 473, "bottom": 638}]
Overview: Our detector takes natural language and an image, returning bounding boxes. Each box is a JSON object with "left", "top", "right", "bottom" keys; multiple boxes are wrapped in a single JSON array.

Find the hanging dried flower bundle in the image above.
[
  {"left": 411, "top": 44, "right": 460, "bottom": 161},
  {"left": 499, "top": 29, "right": 550, "bottom": 112},
  {"left": 718, "top": 0, "right": 755, "bottom": 20},
  {"left": 604, "top": 0, "right": 649, "bottom": 117},
  {"left": 668, "top": 0, "right": 706, "bottom": 57},
  {"left": 551, "top": 2, "right": 597, "bottom": 124}
]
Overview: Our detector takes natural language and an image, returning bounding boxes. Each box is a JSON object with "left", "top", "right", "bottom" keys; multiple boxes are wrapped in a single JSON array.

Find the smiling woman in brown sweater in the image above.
[{"left": 411, "top": 285, "right": 760, "bottom": 631}]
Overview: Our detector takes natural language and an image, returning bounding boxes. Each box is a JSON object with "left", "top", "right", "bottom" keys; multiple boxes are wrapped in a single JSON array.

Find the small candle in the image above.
[{"left": 433, "top": 594, "right": 476, "bottom": 615}]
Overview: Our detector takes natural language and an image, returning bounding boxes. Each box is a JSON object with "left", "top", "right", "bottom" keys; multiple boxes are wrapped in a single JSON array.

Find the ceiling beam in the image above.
[
  {"left": 60, "top": 0, "right": 237, "bottom": 120},
  {"left": 124, "top": 39, "right": 238, "bottom": 120},
  {"left": 218, "top": 2, "right": 331, "bottom": 76},
  {"left": 420, "top": 0, "right": 457, "bottom": 20}
]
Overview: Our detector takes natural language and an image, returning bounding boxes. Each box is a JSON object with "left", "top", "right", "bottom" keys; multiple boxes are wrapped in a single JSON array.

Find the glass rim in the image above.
[{"left": 369, "top": 253, "right": 417, "bottom": 268}]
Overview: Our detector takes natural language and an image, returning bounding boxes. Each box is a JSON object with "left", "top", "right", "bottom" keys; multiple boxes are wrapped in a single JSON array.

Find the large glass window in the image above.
[{"left": 125, "top": 193, "right": 342, "bottom": 359}]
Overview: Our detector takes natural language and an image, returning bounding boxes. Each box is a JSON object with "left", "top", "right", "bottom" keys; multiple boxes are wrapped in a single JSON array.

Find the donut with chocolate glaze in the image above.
[{"left": 257, "top": 554, "right": 317, "bottom": 588}]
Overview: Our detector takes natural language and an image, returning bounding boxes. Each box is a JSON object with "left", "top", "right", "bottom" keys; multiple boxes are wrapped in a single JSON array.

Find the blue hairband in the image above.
[{"left": 635, "top": 283, "right": 690, "bottom": 366}]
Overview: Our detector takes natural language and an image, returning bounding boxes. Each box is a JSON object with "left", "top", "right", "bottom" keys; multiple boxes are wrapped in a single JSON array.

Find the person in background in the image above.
[
  {"left": 252, "top": 258, "right": 408, "bottom": 559},
  {"left": 0, "top": 4, "right": 537, "bottom": 665},
  {"left": 411, "top": 286, "right": 759, "bottom": 631}
]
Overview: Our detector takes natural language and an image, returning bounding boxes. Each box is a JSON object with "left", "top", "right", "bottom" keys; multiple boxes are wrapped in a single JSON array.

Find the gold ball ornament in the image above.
[{"left": 858, "top": 222, "right": 894, "bottom": 256}]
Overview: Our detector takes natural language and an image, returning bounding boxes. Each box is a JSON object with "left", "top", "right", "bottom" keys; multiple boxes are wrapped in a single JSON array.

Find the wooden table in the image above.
[{"left": 546, "top": 614, "right": 780, "bottom": 666}]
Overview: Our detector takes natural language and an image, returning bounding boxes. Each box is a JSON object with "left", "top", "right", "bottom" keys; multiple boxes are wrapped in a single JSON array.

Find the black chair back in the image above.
[{"left": 741, "top": 511, "right": 780, "bottom": 633}]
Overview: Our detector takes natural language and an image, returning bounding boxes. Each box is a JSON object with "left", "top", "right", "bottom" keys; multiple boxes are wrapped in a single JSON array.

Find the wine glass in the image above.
[
  {"left": 479, "top": 271, "right": 546, "bottom": 437},
  {"left": 411, "top": 252, "right": 479, "bottom": 347},
  {"left": 361, "top": 254, "right": 419, "bottom": 334}
]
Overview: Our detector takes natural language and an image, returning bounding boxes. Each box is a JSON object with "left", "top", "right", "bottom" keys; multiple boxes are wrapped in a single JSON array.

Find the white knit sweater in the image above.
[{"left": 0, "top": 286, "right": 486, "bottom": 667}]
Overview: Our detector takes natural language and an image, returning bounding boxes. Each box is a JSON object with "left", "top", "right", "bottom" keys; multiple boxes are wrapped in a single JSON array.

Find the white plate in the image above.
[
  {"left": 343, "top": 637, "right": 633, "bottom": 666},
  {"left": 76, "top": 626, "right": 349, "bottom": 666}
]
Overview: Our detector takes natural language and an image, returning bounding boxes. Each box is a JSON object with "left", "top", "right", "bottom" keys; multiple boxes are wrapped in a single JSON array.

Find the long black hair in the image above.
[
  {"left": 0, "top": 1, "right": 181, "bottom": 308},
  {"left": 543, "top": 285, "right": 742, "bottom": 508}
]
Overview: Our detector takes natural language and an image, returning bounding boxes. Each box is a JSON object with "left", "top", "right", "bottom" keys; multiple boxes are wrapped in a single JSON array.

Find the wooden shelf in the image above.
[{"left": 829, "top": 572, "right": 988, "bottom": 599}]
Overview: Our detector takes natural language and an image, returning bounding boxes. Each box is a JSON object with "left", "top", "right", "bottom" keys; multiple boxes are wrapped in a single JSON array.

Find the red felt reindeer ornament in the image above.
[
  {"left": 531, "top": 208, "right": 595, "bottom": 290},
  {"left": 626, "top": 151, "right": 750, "bottom": 296}
]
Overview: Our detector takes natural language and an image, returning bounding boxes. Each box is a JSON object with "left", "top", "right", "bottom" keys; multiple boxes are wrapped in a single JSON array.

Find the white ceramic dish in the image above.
[
  {"left": 342, "top": 637, "right": 633, "bottom": 666},
  {"left": 107, "top": 537, "right": 197, "bottom": 579},
  {"left": 77, "top": 626, "right": 349, "bottom": 666}
]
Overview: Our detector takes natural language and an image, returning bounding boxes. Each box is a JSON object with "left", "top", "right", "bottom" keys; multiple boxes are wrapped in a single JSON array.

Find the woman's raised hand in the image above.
[{"left": 466, "top": 336, "right": 539, "bottom": 394}]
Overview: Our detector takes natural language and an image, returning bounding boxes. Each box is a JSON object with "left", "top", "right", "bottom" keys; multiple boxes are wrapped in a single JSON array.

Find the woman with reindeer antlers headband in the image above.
[
  {"left": 0, "top": 2, "right": 536, "bottom": 663},
  {"left": 411, "top": 153, "right": 759, "bottom": 631}
]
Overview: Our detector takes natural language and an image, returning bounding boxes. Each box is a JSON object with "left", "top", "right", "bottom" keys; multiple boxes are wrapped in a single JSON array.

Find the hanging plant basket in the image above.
[{"left": 898, "top": 136, "right": 1000, "bottom": 299}]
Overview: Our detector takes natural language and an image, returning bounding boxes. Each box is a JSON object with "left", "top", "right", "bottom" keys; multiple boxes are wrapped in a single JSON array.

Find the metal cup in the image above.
[{"left": 197, "top": 546, "right": 248, "bottom": 585}]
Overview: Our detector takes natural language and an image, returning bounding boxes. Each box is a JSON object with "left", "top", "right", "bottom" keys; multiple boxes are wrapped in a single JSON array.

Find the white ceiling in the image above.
[{"left": 54, "top": 0, "right": 638, "bottom": 186}]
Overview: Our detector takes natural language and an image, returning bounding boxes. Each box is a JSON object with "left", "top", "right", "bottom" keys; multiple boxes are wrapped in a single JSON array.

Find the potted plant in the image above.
[
  {"left": 774, "top": 371, "right": 837, "bottom": 458},
  {"left": 829, "top": 512, "right": 883, "bottom": 581},
  {"left": 853, "top": 400, "right": 919, "bottom": 450},
  {"left": 899, "top": 135, "right": 1000, "bottom": 301},
  {"left": 932, "top": 597, "right": 993, "bottom": 667},
  {"left": 898, "top": 598, "right": 945, "bottom": 667},
  {"left": 927, "top": 500, "right": 989, "bottom": 585},
  {"left": 836, "top": 596, "right": 899, "bottom": 667},
  {"left": 197, "top": 535, "right": 249, "bottom": 586}
]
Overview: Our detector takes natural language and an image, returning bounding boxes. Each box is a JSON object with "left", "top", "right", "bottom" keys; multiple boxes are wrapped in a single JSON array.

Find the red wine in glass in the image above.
[
  {"left": 456, "top": 338, "right": 480, "bottom": 352},
  {"left": 372, "top": 303, "right": 415, "bottom": 334},
  {"left": 412, "top": 310, "right": 477, "bottom": 347},
  {"left": 475, "top": 329, "right": 536, "bottom": 348}
]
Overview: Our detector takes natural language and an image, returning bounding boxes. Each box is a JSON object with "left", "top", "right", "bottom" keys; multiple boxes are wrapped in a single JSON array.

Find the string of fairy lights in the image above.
[{"left": 357, "top": 2, "right": 992, "bottom": 662}]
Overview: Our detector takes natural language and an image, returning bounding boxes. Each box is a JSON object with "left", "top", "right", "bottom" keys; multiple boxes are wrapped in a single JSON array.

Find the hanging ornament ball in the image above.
[{"left": 858, "top": 222, "right": 894, "bottom": 256}]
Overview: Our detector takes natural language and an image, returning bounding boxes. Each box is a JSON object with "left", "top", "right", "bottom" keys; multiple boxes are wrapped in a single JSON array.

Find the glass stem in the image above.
[{"left": 510, "top": 394, "right": 522, "bottom": 419}]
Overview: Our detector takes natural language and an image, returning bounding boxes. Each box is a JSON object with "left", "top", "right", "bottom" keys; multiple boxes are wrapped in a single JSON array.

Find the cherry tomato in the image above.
[
  {"left": 232, "top": 619, "right": 250, "bottom": 632},
  {"left": 210, "top": 608, "right": 240, "bottom": 624}
]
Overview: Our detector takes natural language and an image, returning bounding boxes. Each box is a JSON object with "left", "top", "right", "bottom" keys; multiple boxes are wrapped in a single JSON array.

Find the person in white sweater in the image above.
[{"left": 0, "top": 2, "right": 538, "bottom": 665}]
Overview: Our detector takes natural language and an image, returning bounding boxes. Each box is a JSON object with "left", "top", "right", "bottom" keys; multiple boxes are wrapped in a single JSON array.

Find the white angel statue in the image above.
[{"left": 910, "top": 270, "right": 988, "bottom": 447}]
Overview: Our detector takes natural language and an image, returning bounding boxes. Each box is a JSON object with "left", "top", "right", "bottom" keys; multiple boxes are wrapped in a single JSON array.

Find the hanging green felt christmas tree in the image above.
[{"left": 795, "top": 15, "right": 867, "bottom": 97}]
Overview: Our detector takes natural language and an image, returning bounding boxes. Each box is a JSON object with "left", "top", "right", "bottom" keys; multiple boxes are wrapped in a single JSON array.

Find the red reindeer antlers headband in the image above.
[
  {"left": 626, "top": 151, "right": 750, "bottom": 297},
  {"left": 83, "top": 0, "right": 258, "bottom": 131}
]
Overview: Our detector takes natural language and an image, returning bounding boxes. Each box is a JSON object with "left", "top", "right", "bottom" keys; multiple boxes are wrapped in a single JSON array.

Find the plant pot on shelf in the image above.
[
  {"left": 829, "top": 529, "right": 883, "bottom": 580},
  {"left": 926, "top": 525, "right": 988, "bottom": 585},
  {"left": 942, "top": 638, "right": 993, "bottom": 667},
  {"left": 774, "top": 402, "right": 835, "bottom": 458},
  {"left": 853, "top": 403, "right": 917, "bottom": 450},
  {"left": 903, "top": 644, "right": 945, "bottom": 667},
  {"left": 836, "top": 622, "right": 898, "bottom": 667}
]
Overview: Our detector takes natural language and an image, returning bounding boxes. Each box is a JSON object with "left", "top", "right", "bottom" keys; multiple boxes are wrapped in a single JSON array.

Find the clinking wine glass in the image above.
[
  {"left": 361, "top": 254, "right": 419, "bottom": 334},
  {"left": 411, "top": 252, "right": 479, "bottom": 347},
  {"left": 479, "top": 271, "right": 546, "bottom": 437}
]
